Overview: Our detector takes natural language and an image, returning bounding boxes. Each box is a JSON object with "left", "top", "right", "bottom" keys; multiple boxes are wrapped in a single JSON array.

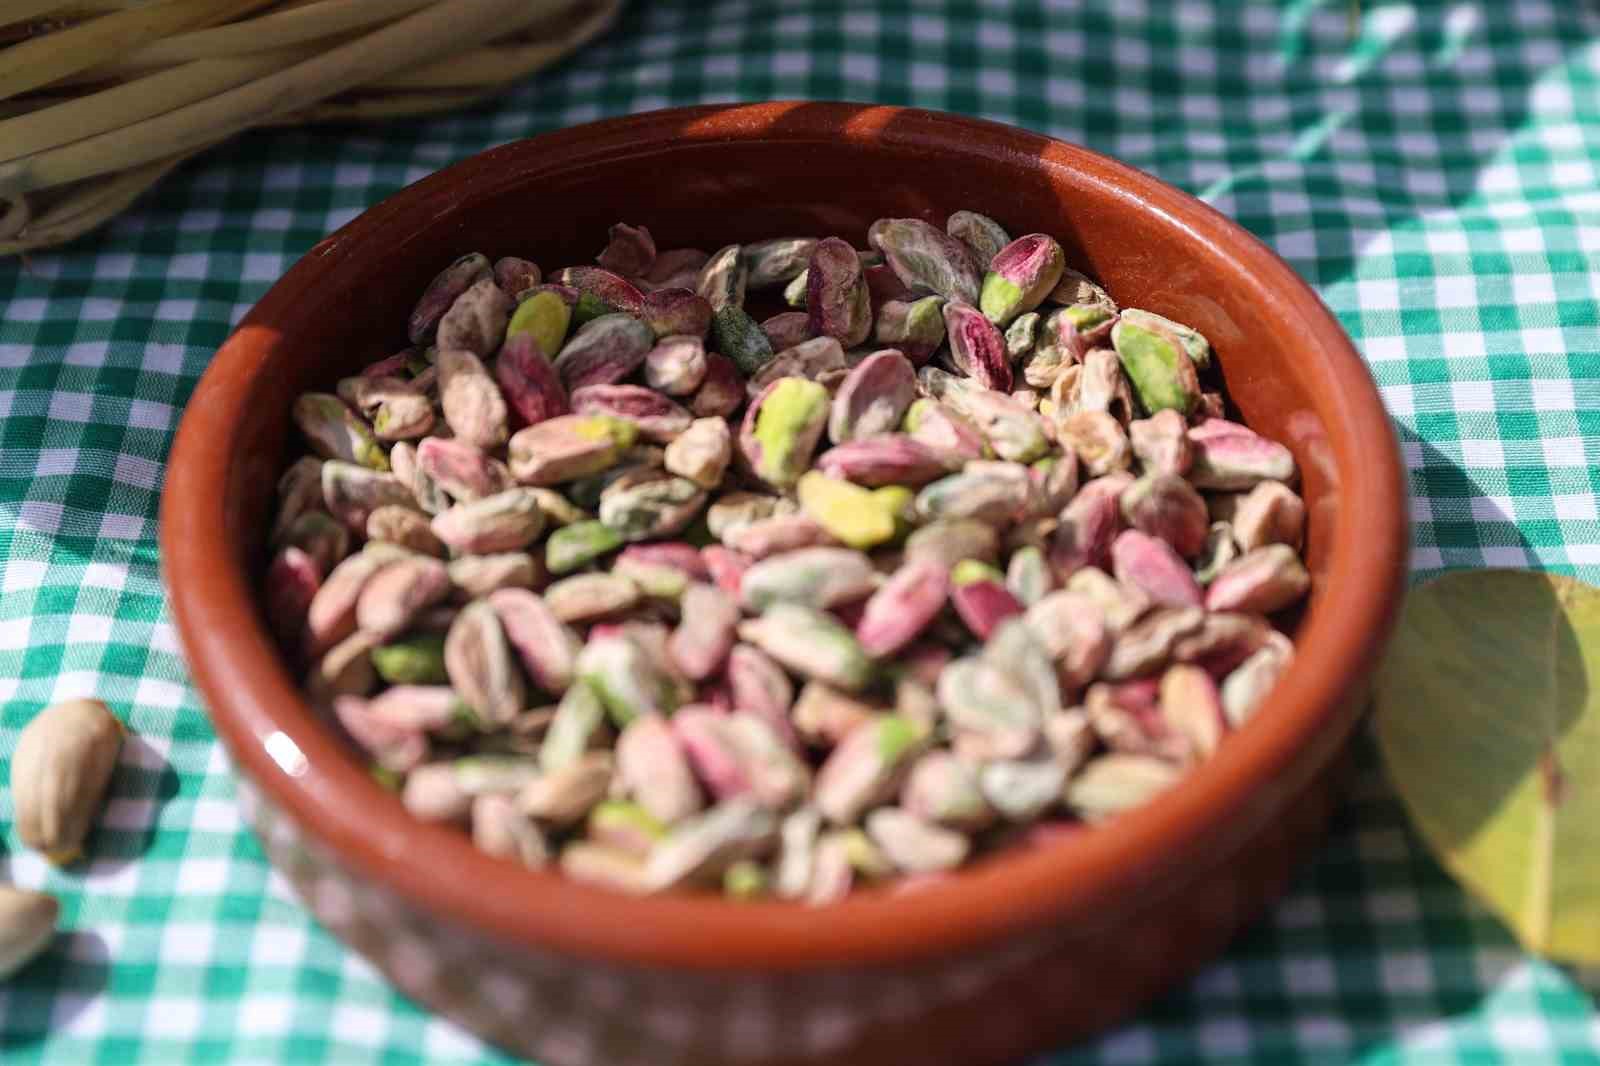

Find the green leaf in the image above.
[{"left": 1374, "top": 570, "right": 1600, "bottom": 963}]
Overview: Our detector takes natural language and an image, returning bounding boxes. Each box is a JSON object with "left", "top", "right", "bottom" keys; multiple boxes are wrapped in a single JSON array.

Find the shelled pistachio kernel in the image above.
[{"left": 269, "top": 218, "right": 1310, "bottom": 903}]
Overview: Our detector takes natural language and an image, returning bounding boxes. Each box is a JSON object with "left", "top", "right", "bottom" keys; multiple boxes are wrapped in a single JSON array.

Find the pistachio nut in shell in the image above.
[{"left": 12, "top": 698, "right": 126, "bottom": 865}]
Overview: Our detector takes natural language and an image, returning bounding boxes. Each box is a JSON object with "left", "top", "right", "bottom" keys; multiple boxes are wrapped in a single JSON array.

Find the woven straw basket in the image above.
[{"left": 0, "top": 0, "right": 624, "bottom": 255}]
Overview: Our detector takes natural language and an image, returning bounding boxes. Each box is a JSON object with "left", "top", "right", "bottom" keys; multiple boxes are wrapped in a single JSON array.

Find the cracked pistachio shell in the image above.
[{"left": 12, "top": 699, "right": 125, "bottom": 865}]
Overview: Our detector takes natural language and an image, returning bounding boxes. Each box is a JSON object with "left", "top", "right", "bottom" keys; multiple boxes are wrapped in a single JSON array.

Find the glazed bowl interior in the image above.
[{"left": 162, "top": 102, "right": 1407, "bottom": 972}]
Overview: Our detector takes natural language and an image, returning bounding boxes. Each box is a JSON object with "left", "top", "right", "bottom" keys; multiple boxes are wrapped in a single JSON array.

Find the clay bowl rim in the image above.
[{"left": 161, "top": 101, "right": 1409, "bottom": 974}]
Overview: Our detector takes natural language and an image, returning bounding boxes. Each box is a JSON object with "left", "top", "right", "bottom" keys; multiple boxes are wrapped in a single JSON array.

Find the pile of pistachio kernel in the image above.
[{"left": 268, "top": 212, "right": 1310, "bottom": 901}]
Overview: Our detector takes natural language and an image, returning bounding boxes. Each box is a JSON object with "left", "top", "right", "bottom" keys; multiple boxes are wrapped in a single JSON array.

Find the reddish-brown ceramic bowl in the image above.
[{"left": 161, "top": 102, "right": 1408, "bottom": 1066}]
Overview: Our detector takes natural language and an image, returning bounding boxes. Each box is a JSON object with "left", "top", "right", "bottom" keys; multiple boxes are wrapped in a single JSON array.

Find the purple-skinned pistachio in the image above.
[
  {"left": 874, "top": 296, "right": 947, "bottom": 366},
  {"left": 265, "top": 547, "right": 320, "bottom": 659},
  {"left": 904, "top": 518, "right": 999, "bottom": 569},
  {"left": 494, "top": 334, "right": 570, "bottom": 429},
  {"left": 596, "top": 223, "right": 656, "bottom": 277},
  {"left": 1186, "top": 418, "right": 1298, "bottom": 490},
  {"left": 413, "top": 437, "right": 512, "bottom": 503},
  {"left": 1204, "top": 544, "right": 1311, "bottom": 614},
  {"left": 493, "top": 256, "right": 542, "bottom": 299},
  {"left": 725, "top": 513, "right": 839, "bottom": 559},
  {"left": 355, "top": 555, "right": 452, "bottom": 641},
  {"left": 1111, "top": 529, "right": 1203, "bottom": 608},
  {"left": 902, "top": 397, "right": 988, "bottom": 466},
  {"left": 746, "top": 336, "right": 846, "bottom": 399},
  {"left": 1110, "top": 316, "right": 1201, "bottom": 417},
  {"left": 828, "top": 348, "right": 917, "bottom": 444},
  {"left": 689, "top": 352, "right": 744, "bottom": 418},
  {"left": 437, "top": 277, "right": 513, "bottom": 358},
  {"left": 1048, "top": 482, "right": 1120, "bottom": 581},
  {"left": 293, "top": 393, "right": 388, "bottom": 471},
  {"left": 272, "top": 456, "right": 326, "bottom": 545},
  {"left": 444, "top": 600, "right": 527, "bottom": 728},
  {"left": 942, "top": 300, "right": 1012, "bottom": 391},
  {"left": 436, "top": 348, "right": 508, "bottom": 449},
  {"left": 814, "top": 716, "right": 926, "bottom": 825},
  {"left": 552, "top": 313, "right": 655, "bottom": 392},
  {"left": 644, "top": 334, "right": 708, "bottom": 396},
  {"left": 946, "top": 210, "right": 1010, "bottom": 269},
  {"left": 1231, "top": 480, "right": 1306, "bottom": 551},
  {"left": 696, "top": 244, "right": 747, "bottom": 314},
  {"left": 950, "top": 560, "right": 1024, "bottom": 641},
  {"left": 738, "top": 377, "right": 830, "bottom": 490},
  {"left": 1076, "top": 347, "right": 1136, "bottom": 424},
  {"left": 1084, "top": 680, "right": 1189, "bottom": 762},
  {"left": 571, "top": 384, "right": 691, "bottom": 444},
  {"left": 669, "top": 582, "right": 741, "bottom": 681},
  {"left": 1100, "top": 606, "right": 1205, "bottom": 681},
  {"left": 552, "top": 265, "right": 645, "bottom": 317},
  {"left": 742, "top": 237, "right": 817, "bottom": 289},
  {"left": 409, "top": 253, "right": 491, "bottom": 344},
  {"left": 936, "top": 383, "right": 1052, "bottom": 464},
  {"left": 431, "top": 488, "right": 546, "bottom": 555},
  {"left": 916, "top": 460, "right": 1035, "bottom": 525},
  {"left": 868, "top": 218, "right": 982, "bottom": 304},
  {"left": 507, "top": 414, "right": 637, "bottom": 486},
  {"left": 616, "top": 712, "right": 705, "bottom": 824},
  {"left": 489, "top": 587, "right": 580, "bottom": 695},
  {"left": 812, "top": 434, "right": 951, "bottom": 487},
  {"left": 1030, "top": 452, "right": 1081, "bottom": 516},
  {"left": 737, "top": 603, "right": 875, "bottom": 692},
  {"left": 980, "top": 233, "right": 1066, "bottom": 327},
  {"left": 643, "top": 800, "right": 778, "bottom": 891},
  {"left": 806, "top": 236, "right": 873, "bottom": 347},
  {"left": 739, "top": 547, "right": 878, "bottom": 612},
  {"left": 937, "top": 655, "right": 1039, "bottom": 759},
  {"left": 1220, "top": 635, "right": 1292, "bottom": 727},
  {"left": 791, "top": 681, "right": 879, "bottom": 748},
  {"left": 639, "top": 287, "right": 712, "bottom": 340},
  {"left": 864, "top": 262, "right": 914, "bottom": 307},
  {"left": 727, "top": 643, "right": 798, "bottom": 743},
  {"left": 759, "top": 311, "right": 812, "bottom": 353},
  {"left": 678, "top": 709, "right": 811, "bottom": 809},
  {"left": 1025, "top": 589, "right": 1112, "bottom": 692},
  {"left": 321, "top": 463, "right": 411, "bottom": 533},
  {"left": 1120, "top": 473, "right": 1209, "bottom": 558},
  {"left": 1128, "top": 408, "right": 1192, "bottom": 476},
  {"left": 855, "top": 557, "right": 950, "bottom": 658},
  {"left": 638, "top": 248, "right": 711, "bottom": 293},
  {"left": 334, "top": 695, "right": 429, "bottom": 774}
]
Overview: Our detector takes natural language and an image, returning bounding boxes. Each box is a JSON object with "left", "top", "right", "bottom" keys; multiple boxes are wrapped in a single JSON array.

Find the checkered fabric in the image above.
[{"left": 3, "top": 1, "right": 1598, "bottom": 1062}]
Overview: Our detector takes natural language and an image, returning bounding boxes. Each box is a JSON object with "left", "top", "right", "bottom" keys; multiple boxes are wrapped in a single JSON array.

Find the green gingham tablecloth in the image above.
[{"left": 3, "top": 1, "right": 1599, "bottom": 1062}]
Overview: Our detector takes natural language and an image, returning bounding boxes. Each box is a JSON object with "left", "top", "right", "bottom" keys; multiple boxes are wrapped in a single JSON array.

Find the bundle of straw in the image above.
[{"left": 0, "top": 0, "right": 623, "bottom": 255}]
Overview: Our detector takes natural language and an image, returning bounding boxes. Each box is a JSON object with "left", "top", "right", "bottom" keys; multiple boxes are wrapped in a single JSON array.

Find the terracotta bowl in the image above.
[{"left": 161, "top": 102, "right": 1408, "bottom": 1066}]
